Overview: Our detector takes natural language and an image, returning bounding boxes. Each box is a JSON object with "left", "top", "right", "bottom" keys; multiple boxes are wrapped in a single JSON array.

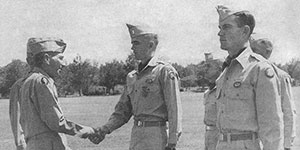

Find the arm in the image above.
[
  {"left": 101, "top": 86, "right": 133, "bottom": 134},
  {"left": 255, "top": 65, "right": 283, "bottom": 150},
  {"left": 35, "top": 79, "right": 94, "bottom": 138},
  {"left": 9, "top": 80, "right": 26, "bottom": 149},
  {"left": 280, "top": 75, "right": 296, "bottom": 148},
  {"left": 160, "top": 65, "right": 183, "bottom": 147}
]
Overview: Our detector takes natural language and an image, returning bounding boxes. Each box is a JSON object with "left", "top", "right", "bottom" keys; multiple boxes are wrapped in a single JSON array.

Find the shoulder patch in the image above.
[
  {"left": 265, "top": 68, "right": 274, "bottom": 78},
  {"left": 41, "top": 77, "right": 49, "bottom": 84}
]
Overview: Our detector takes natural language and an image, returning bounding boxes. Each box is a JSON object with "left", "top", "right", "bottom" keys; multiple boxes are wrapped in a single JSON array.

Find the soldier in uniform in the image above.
[
  {"left": 9, "top": 45, "right": 36, "bottom": 150},
  {"left": 215, "top": 5, "right": 283, "bottom": 150},
  {"left": 19, "top": 37, "right": 96, "bottom": 150},
  {"left": 89, "top": 24, "right": 182, "bottom": 150},
  {"left": 250, "top": 38, "right": 296, "bottom": 150},
  {"left": 202, "top": 58, "right": 222, "bottom": 150}
]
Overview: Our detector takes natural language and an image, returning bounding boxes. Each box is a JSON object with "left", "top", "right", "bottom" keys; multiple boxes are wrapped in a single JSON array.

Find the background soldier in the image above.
[
  {"left": 89, "top": 24, "right": 182, "bottom": 150},
  {"left": 9, "top": 50, "right": 34, "bottom": 150},
  {"left": 250, "top": 38, "right": 296, "bottom": 150},
  {"left": 202, "top": 57, "right": 222, "bottom": 150},
  {"left": 215, "top": 5, "right": 283, "bottom": 150},
  {"left": 19, "top": 37, "right": 96, "bottom": 150}
]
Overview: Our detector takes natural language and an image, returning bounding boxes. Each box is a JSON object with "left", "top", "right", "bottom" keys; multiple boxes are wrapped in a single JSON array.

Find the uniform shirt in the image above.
[
  {"left": 216, "top": 48, "right": 283, "bottom": 150},
  {"left": 103, "top": 56, "right": 183, "bottom": 144},
  {"left": 20, "top": 67, "right": 92, "bottom": 141},
  {"left": 271, "top": 64, "right": 296, "bottom": 148},
  {"left": 203, "top": 88, "right": 217, "bottom": 126},
  {"left": 9, "top": 78, "right": 27, "bottom": 148}
]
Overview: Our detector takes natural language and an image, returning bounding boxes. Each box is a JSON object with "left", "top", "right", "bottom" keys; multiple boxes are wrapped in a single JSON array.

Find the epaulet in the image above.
[
  {"left": 250, "top": 53, "right": 267, "bottom": 62},
  {"left": 128, "top": 70, "right": 137, "bottom": 76}
]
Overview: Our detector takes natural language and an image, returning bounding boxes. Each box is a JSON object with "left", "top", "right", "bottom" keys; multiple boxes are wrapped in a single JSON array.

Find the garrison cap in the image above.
[
  {"left": 250, "top": 38, "right": 273, "bottom": 52},
  {"left": 126, "top": 23, "right": 156, "bottom": 39},
  {"left": 27, "top": 37, "right": 66, "bottom": 57},
  {"left": 216, "top": 5, "right": 249, "bottom": 22}
]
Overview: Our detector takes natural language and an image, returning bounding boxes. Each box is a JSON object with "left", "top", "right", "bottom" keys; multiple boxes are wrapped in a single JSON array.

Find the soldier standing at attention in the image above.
[
  {"left": 20, "top": 37, "right": 96, "bottom": 150},
  {"left": 215, "top": 5, "right": 283, "bottom": 150},
  {"left": 89, "top": 24, "right": 182, "bottom": 150},
  {"left": 250, "top": 38, "right": 296, "bottom": 150},
  {"left": 202, "top": 58, "right": 222, "bottom": 150}
]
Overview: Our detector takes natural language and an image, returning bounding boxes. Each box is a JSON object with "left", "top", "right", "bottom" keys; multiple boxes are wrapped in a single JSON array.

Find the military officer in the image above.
[
  {"left": 19, "top": 37, "right": 95, "bottom": 150},
  {"left": 9, "top": 49, "right": 34, "bottom": 150},
  {"left": 89, "top": 24, "right": 182, "bottom": 150},
  {"left": 215, "top": 5, "right": 283, "bottom": 150},
  {"left": 202, "top": 58, "right": 222, "bottom": 150},
  {"left": 250, "top": 38, "right": 296, "bottom": 150}
]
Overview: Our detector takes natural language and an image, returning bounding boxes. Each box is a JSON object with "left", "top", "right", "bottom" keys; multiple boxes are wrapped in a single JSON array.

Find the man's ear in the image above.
[
  {"left": 149, "top": 41, "right": 154, "bottom": 49},
  {"left": 44, "top": 53, "right": 51, "bottom": 65},
  {"left": 242, "top": 25, "right": 251, "bottom": 37}
]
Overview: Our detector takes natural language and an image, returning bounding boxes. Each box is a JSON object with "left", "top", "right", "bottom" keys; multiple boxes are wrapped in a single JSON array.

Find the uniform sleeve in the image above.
[
  {"left": 102, "top": 87, "right": 133, "bottom": 134},
  {"left": 280, "top": 75, "right": 296, "bottom": 148},
  {"left": 35, "top": 80, "right": 94, "bottom": 137},
  {"left": 255, "top": 65, "right": 283, "bottom": 150},
  {"left": 9, "top": 80, "right": 26, "bottom": 149},
  {"left": 160, "top": 65, "right": 182, "bottom": 145}
]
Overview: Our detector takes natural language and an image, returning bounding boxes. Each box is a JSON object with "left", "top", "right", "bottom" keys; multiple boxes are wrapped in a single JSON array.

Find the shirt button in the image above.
[
  {"left": 226, "top": 77, "right": 229, "bottom": 80},
  {"left": 223, "top": 93, "right": 226, "bottom": 97}
]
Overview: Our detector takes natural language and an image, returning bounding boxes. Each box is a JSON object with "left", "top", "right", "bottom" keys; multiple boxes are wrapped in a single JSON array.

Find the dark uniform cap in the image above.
[{"left": 27, "top": 37, "right": 67, "bottom": 57}]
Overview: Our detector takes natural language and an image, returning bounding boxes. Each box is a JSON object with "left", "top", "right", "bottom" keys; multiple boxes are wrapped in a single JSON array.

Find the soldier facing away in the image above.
[
  {"left": 250, "top": 38, "right": 296, "bottom": 150},
  {"left": 88, "top": 24, "right": 183, "bottom": 150},
  {"left": 19, "top": 37, "right": 96, "bottom": 150},
  {"left": 215, "top": 5, "right": 283, "bottom": 150}
]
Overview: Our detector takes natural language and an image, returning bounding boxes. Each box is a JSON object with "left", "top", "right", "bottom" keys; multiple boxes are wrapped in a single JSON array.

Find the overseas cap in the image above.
[
  {"left": 250, "top": 38, "right": 273, "bottom": 52},
  {"left": 126, "top": 23, "right": 156, "bottom": 39},
  {"left": 216, "top": 5, "right": 249, "bottom": 22},
  {"left": 27, "top": 37, "right": 66, "bottom": 57}
]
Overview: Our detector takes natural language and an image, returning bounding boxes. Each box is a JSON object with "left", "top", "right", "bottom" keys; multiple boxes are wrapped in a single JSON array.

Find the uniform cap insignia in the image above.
[
  {"left": 233, "top": 81, "right": 241, "bottom": 88},
  {"left": 265, "top": 68, "right": 274, "bottom": 78},
  {"left": 41, "top": 77, "right": 49, "bottom": 85}
]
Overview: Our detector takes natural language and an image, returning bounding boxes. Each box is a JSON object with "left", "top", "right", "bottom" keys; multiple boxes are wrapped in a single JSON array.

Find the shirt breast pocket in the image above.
[{"left": 228, "top": 83, "right": 253, "bottom": 100}]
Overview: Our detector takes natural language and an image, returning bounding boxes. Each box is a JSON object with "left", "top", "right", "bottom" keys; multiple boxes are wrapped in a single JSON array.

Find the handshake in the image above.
[{"left": 81, "top": 126, "right": 108, "bottom": 144}]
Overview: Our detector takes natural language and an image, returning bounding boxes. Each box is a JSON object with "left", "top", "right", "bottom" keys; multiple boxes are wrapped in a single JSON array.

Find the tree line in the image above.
[{"left": 0, "top": 53, "right": 299, "bottom": 98}]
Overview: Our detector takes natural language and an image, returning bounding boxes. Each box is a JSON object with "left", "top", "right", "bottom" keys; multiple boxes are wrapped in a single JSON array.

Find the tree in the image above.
[
  {"left": 0, "top": 59, "right": 29, "bottom": 97},
  {"left": 98, "top": 60, "right": 127, "bottom": 94}
]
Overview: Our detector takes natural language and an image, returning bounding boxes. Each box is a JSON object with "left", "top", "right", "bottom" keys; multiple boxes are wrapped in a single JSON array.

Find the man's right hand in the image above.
[{"left": 88, "top": 127, "right": 106, "bottom": 144}]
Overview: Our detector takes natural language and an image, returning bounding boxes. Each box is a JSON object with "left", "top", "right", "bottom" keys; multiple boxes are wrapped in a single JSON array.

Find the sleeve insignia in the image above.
[
  {"left": 41, "top": 77, "right": 49, "bottom": 85},
  {"left": 265, "top": 68, "right": 274, "bottom": 78},
  {"left": 168, "top": 71, "right": 177, "bottom": 80}
]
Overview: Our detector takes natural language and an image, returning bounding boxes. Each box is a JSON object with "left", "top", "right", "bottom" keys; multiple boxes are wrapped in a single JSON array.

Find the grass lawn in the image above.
[{"left": 0, "top": 87, "right": 299, "bottom": 150}]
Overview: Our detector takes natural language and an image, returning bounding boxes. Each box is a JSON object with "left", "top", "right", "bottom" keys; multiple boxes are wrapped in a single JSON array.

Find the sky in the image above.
[{"left": 0, "top": 0, "right": 299, "bottom": 67}]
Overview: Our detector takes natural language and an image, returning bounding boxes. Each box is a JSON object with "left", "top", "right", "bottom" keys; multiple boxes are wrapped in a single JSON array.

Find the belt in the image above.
[
  {"left": 205, "top": 125, "right": 217, "bottom": 131},
  {"left": 219, "top": 132, "right": 258, "bottom": 142},
  {"left": 134, "top": 120, "right": 166, "bottom": 127}
]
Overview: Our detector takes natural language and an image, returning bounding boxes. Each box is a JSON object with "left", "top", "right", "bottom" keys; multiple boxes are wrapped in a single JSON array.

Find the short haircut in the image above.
[{"left": 233, "top": 11, "right": 255, "bottom": 35}]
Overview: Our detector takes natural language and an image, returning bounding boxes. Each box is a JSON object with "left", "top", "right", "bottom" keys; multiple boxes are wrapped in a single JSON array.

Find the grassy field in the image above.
[{"left": 1, "top": 87, "right": 299, "bottom": 150}]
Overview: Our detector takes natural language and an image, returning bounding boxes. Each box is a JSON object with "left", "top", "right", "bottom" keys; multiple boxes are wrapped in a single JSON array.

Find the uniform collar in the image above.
[
  {"left": 138, "top": 55, "right": 166, "bottom": 72},
  {"left": 32, "top": 67, "right": 51, "bottom": 79},
  {"left": 234, "top": 47, "right": 253, "bottom": 69}
]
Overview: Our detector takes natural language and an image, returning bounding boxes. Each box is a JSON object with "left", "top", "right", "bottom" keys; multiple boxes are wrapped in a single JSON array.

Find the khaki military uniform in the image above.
[
  {"left": 215, "top": 48, "right": 283, "bottom": 150},
  {"left": 271, "top": 64, "right": 296, "bottom": 148},
  {"left": 9, "top": 78, "right": 28, "bottom": 150},
  {"left": 204, "top": 88, "right": 218, "bottom": 150},
  {"left": 20, "top": 67, "right": 92, "bottom": 150},
  {"left": 102, "top": 56, "right": 182, "bottom": 150}
]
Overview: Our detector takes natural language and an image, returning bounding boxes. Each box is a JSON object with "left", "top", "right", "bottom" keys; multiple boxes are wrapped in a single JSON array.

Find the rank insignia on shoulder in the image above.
[
  {"left": 265, "top": 68, "right": 274, "bottom": 78},
  {"left": 41, "top": 77, "right": 49, "bottom": 85},
  {"left": 233, "top": 81, "right": 241, "bottom": 88}
]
